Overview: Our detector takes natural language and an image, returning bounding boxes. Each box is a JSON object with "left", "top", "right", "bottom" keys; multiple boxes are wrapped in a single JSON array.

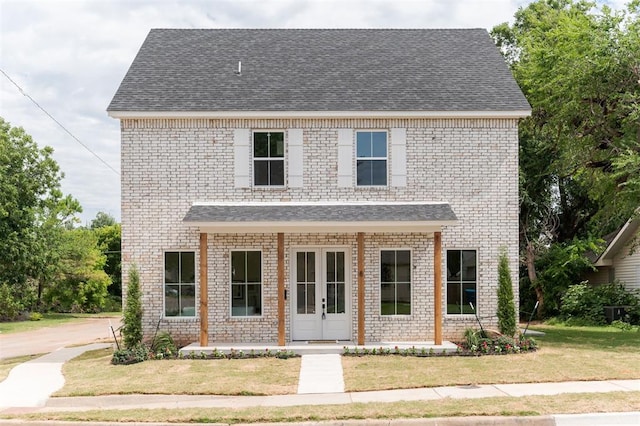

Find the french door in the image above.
[{"left": 291, "top": 248, "right": 350, "bottom": 341}]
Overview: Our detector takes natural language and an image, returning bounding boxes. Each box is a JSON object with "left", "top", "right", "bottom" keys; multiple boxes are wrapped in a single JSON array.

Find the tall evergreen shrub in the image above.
[
  {"left": 497, "top": 250, "right": 517, "bottom": 337},
  {"left": 122, "top": 264, "right": 143, "bottom": 349}
]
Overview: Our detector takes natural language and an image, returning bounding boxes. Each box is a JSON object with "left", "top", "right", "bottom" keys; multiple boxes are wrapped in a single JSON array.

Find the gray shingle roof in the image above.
[
  {"left": 108, "top": 29, "right": 530, "bottom": 113},
  {"left": 183, "top": 203, "right": 457, "bottom": 223}
]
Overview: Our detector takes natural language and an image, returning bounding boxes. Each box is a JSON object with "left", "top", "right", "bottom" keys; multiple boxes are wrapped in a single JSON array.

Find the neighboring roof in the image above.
[
  {"left": 108, "top": 29, "right": 530, "bottom": 115},
  {"left": 183, "top": 202, "right": 457, "bottom": 233},
  {"left": 593, "top": 215, "right": 640, "bottom": 266}
]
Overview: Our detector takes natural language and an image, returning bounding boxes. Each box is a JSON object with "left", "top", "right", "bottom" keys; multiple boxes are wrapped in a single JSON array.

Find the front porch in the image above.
[{"left": 180, "top": 340, "right": 459, "bottom": 356}]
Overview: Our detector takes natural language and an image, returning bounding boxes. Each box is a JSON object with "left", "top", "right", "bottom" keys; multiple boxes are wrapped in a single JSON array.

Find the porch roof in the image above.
[{"left": 183, "top": 202, "right": 457, "bottom": 233}]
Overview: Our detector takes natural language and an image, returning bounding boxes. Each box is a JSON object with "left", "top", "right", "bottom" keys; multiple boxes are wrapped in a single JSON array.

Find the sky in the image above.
[{"left": 0, "top": 0, "right": 628, "bottom": 225}]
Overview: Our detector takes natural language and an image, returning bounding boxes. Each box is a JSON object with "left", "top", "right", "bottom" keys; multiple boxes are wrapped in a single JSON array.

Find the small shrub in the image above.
[
  {"left": 111, "top": 345, "right": 149, "bottom": 365},
  {"left": 150, "top": 331, "right": 177, "bottom": 358},
  {"left": 28, "top": 312, "right": 43, "bottom": 321}
]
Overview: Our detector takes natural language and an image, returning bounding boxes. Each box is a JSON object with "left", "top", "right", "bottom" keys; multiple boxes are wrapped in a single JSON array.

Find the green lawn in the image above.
[{"left": 0, "top": 312, "right": 121, "bottom": 334}]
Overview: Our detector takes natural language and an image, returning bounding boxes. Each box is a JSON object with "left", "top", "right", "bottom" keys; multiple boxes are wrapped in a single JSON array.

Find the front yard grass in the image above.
[
  {"left": 56, "top": 348, "right": 300, "bottom": 396},
  {"left": 343, "top": 325, "right": 640, "bottom": 392},
  {"left": 8, "top": 392, "right": 640, "bottom": 424},
  {"left": 0, "top": 312, "right": 121, "bottom": 334}
]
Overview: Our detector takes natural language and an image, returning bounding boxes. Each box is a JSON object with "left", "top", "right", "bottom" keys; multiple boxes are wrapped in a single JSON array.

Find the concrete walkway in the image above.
[
  {"left": 0, "top": 343, "right": 110, "bottom": 409},
  {"left": 297, "top": 354, "right": 344, "bottom": 394}
]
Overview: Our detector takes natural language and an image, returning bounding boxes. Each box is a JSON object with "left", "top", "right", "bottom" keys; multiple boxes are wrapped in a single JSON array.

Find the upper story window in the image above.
[
  {"left": 164, "top": 251, "right": 196, "bottom": 317},
  {"left": 253, "top": 131, "right": 284, "bottom": 186},
  {"left": 356, "top": 131, "right": 387, "bottom": 186},
  {"left": 446, "top": 249, "right": 477, "bottom": 315}
]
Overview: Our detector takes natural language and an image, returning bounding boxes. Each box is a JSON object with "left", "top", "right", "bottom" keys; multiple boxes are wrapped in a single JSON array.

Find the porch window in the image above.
[
  {"left": 446, "top": 249, "right": 477, "bottom": 315},
  {"left": 253, "top": 131, "right": 284, "bottom": 186},
  {"left": 356, "top": 131, "right": 387, "bottom": 186},
  {"left": 230, "top": 250, "right": 262, "bottom": 317},
  {"left": 164, "top": 251, "right": 196, "bottom": 317},
  {"left": 380, "top": 250, "right": 411, "bottom": 315}
]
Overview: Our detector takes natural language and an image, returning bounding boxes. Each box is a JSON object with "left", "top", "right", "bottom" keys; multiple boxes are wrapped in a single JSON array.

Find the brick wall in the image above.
[{"left": 120, "top": 117, "right": 519, "bottom": 342}]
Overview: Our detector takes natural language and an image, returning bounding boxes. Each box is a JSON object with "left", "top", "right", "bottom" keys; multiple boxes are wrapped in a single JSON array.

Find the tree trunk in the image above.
[{"left": 526, "top": 241, "right": 544, "bottom": 318}]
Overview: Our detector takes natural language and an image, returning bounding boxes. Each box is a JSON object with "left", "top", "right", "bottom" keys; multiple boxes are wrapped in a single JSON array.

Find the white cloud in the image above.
[{"left": 0, "top": 0, "right": 628, "bottom": 224}]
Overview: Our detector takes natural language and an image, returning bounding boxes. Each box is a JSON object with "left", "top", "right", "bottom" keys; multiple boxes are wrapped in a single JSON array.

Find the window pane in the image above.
[
  {"left": 356, "top": 160, "right": 372, "bottom": 185},
  {"left": 181, "top": 252, "right": 195, "bottom": 283},
  {"left": 180, "top": 284, "right": 195, "bottom": 316},
  {"left": 296, "top": 252, "right": 305, "bottom": 282},
  {"left": 231, "top": 285, "right": 246, "bottom": 316},
  {"left": 254, "top": 133, "right": 268, "bottom": 157},
  {"left": 231, "top": 252, "right": 245, "bottom": 283},
  {"left": 336, "top": 251, "right": 344, "bottom": 282},
  {"left": 371, "top": 160, "right": 387, "bottom": 185},
  {"left": 447, "top": 282, "right": 462, "bottom": 314},
  {"left": 270, "top": 160, "right": 284, "bottom": 185},
  {"left": 336, "top": 282, "right": 345, "bottom": 314},
  {"left": 165, "top": 285, "right": 179, "bottom": 316},
  {"left": 447, "top": 250, "right": 461, "bottom": 281},
  {"left": 306, "top": 283, "right": 316, "bottom": 314},
  {"left": 380, "top": 250, "right": 395, "bottom": 282},
  {"left": 463, "top": 282, "right": 476, "bottom": 312},
  {"left": 396, "top": 250, "right": 411, "bottom": 282},
  {"left": 397, "top": 283, "right": 411, "bottom": 314},
  {"left": 254, "top": 160, "right": 269, "bottom": 185},
  {"left": 165, "top": 252, "right": 179, "bottom": 283},
  {"left": 297, "top": 283, "right": 307, "bottom": 314},
  {"left": 326, "top": 251, "right": 335, "bottom": 282},
  {"left": 246, "top": 251, "right": 261, "bottom": 283},
  {"left": 461, "top": 250, "right": 477, "bottom": 281},
  {"left": 372, "top": 132, "right": 387, "bottom": 157},
  {"left": 327, "top": 282, "right": 336, "bottom": 314},
  {"left": 270, "top": 132, "right": 284, "bottom": 157},
  {"left": 307, "top": 252, "right": 315, "bottom": 282},
  {"left": 247, "top": 284, "right": 261, "bottom": 315},
  {"left": 356, "top": 132, "right": 371, "bottom": 157},
  {"left": 381, "top": 283, "right": 395, "bottom": 315}
]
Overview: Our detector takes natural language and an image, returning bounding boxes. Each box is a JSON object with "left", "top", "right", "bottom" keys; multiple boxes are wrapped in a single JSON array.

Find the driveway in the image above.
[{"left": 0, "top": 316, "right": 121, "bottom": 359}]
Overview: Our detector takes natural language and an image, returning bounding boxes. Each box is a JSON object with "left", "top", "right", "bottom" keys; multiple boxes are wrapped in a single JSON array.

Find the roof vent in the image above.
[{"left": 235, "top": 61, "right": 242, "bottom": 76}]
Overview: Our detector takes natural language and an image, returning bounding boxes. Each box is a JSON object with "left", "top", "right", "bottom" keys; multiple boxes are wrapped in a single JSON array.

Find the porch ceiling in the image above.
[{"left": 183, "top": 201, "right": 457, "bottom": 234}]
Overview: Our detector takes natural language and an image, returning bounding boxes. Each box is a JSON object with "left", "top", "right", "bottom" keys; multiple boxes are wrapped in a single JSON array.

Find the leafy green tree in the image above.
[
  {"left": 42, "top": 228, "right": 111, "bottom": 312},
  {"left": 497, "top": 250, "right": 517, "bottom": 337},
  {"left": 123, "top": 265, "right": 143, "bottom": 349},
  {"left": 90, "top": 212, "right": 117, "bottom": 229},
  {"left": 0, "top": 117, "right": 81, "bottom": 315},
  {"left": 93, "top": 218, "right": 121, "bottom": 299},
  {"left": 492, "top": 0, "right": 640, "bottom": 317}
]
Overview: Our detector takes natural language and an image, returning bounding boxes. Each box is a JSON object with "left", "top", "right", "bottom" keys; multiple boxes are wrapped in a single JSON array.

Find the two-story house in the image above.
[{"left": 108, "top": 29, "right": 530, "bottom": 347}]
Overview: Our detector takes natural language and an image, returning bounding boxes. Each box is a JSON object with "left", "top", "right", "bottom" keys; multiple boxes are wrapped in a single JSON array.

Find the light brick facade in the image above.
[{"left": 121, "top": 117, "right": 519, "bottom": 344}]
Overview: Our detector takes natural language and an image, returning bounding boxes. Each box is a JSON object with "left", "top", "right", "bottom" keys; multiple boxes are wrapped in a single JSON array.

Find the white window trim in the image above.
[
  {"left": 444, "top": 247, "right": 478, "bottom": 317},
  {"left": 252, "top": 130, "right": 287, "bottom": 189},
  {"left": 379, "top": 248, "right": 412, "bottom": 316},
  {"left": 355, "top": 129, "right": 389, "bottom": 188},
  {"left": 162, "top": 249, "right": 198, "bottom": 320},
  {"left": 229, "top": 249, "right": 264, "bottom": 318}
]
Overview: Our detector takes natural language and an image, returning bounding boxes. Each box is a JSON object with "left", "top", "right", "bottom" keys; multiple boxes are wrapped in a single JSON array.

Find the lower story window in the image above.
[
  {"left": 164, "top": 251, "right": 196, "bottom": 317},
  {"left": 231, "top": 250, "right": 262, "bottom": 317},
  {"left": 446, "top": 249, "right": 477, "bottom": 314},
  {"left": 380, "top": 250, "right": 411, "bottom": 315}
]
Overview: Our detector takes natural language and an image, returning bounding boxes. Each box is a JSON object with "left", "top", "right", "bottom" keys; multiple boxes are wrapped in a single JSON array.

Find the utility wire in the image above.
[{"left": 0, "top": 68, "right": 120, "bottom": 176}]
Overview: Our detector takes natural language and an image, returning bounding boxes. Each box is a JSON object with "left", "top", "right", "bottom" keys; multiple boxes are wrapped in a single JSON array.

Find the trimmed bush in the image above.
[
  {"left": 497, "top": 250, "right": 517, "bottom": 337},
  {"left": 122, "top": 265, "right": 143, "bottom": 349}
]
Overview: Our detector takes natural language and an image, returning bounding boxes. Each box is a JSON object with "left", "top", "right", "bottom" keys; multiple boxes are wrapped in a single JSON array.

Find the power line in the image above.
[{"left": 0, "top": 68, "right": 120, "bottom": 176}]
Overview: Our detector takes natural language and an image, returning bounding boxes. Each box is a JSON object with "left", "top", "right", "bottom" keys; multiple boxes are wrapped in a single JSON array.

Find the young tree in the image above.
[
  {"left": 497, "top": 250, "right": 517, "bottom": 337},
  {"left": 122, "top": 265, "right": 143, "bottom": 348}
]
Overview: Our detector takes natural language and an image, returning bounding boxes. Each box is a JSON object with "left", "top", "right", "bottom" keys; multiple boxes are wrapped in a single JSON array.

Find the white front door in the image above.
[{"left": 291, "top": 248, "right": 350, "bottom": 341}]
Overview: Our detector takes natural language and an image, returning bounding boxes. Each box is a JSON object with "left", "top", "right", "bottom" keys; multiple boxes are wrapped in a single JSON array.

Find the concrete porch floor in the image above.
[{"left": 180, "top": 340, "right": 459, "bottom": 356}]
